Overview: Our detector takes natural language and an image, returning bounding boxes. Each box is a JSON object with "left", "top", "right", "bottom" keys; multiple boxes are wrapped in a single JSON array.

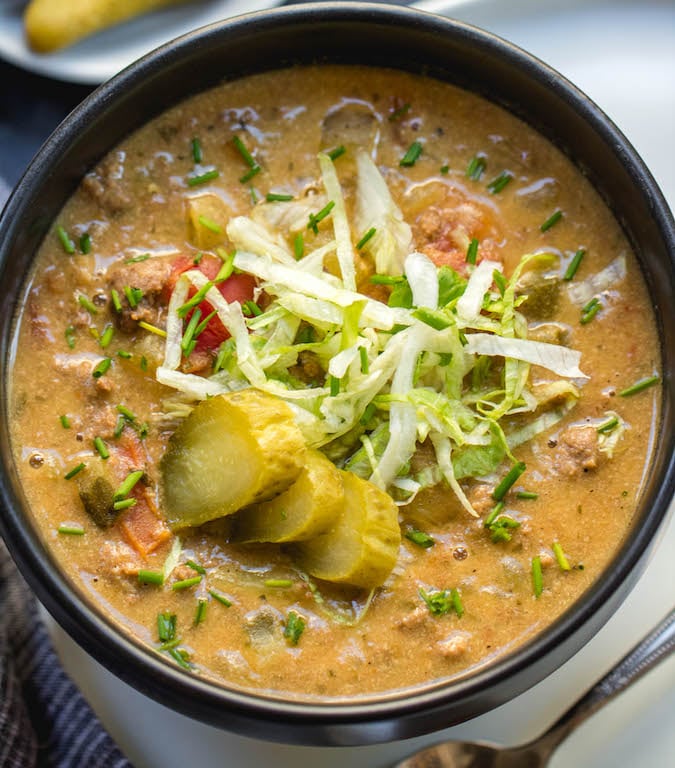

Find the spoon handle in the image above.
[{"left": 541, "top": 606, "right": 675, "bottom": 751}]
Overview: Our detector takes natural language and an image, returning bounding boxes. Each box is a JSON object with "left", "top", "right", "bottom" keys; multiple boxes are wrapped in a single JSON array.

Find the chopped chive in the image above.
[
  {"left": 563, "top": 249, "right": 586, "bottom": 281},
  {"left": 440, "top": 164, "right": 449, "bottom": 175},
  {"left": 412, "top": 307, "right": 452, "bottom": 330},
  {"left": 172, "top": 575, "right": 202, "bottom": 591},
  {"left": 186, "top": 559, "right": 206, "bottom": 574},
  {"left": 516, "top": 490, "right": 539, "bottom": 500},
  {"left": 114, "top": 469, "right": 144, "bottom": 500},
  {"left": 215, "top": 251, "right": 235, "bottom": 282},
  {"left": 265, "top": 192, "right": 294, "bottom": 202},
  {"left": 580, "top": 296, "right": 601, "bottom": 324},
  {"left": 466, "top": 238, "right": 479, "bottom": 265},
  {"left": 531, "top": 556, "right": 543, "bottom": 598},
  {"left": 138, "top": 320, "right": 167, "bottom": 338},
  {"left": 59, "top": 414, "right": 71, "bottom": 429},
  {"left": 484, "top": 501, "right": 505, "bottom": 528},
  {"left": 192, "top": 252, "right": 204, "bottom": 265},
  {"left": 405, "top": 528, "right": 435, "bottom": 549},
  {"left": 359, "top": 346, "right": 369, "bottom": 374},
  {"left": 177, "top": 282, "right": 213, "bottom": 318},
  {"left": 360, "top": 402, "right": 377, "bottom": 425},
  {"left": 65, "top": 325, "right": 76, "bottom": 349},
  {"left": 77, "top": 294, "right": 98, "bottom": 315},
  {"left": 239, "top": 165, "right": 261, "bottom": 184},
  {"left": 327, "top": 145, "right": 346, "bottom": 161},
  {"left": 293, "top": 232, "right": 304, "bottom": 260},
  {"left": 619, "top": 375, "right": 660, "bottom": 397},
  {"left": 181, "top": 307, "right": 202, "bottom": 352},
  {"left": 329, "top": 375, "right": 341, "bottom": 397},
  {"left": 167, "top": 647, "right": 192, "bottom": 670},
  {"left": 597, "top": 415, "right": 619, "bottom": 434},
  {"left": 307, "top": 200, "right": 335, "bottom": 234},
  {"left": 93, "top": 437, "right": 109, "bottom": 459},
  {"left": 249, "top": 186, "right": 260, "bottom": 204},
  {"left": 64, "top": 463, "right": 86, "bottom": 480},
  {"left": 389, "top": 102, "right": 411, "bottom": 121},
  {"left": 356, "top": 226, "right": 377, "bottom": 250},
  {"left": 187, "top": 169, "right": 219, "bottom": 187},
  {"left": 193, "top": 311, "right": 216, "bottom": 340},
  {"left": 79, "top": 232, "right": 92, "bottom": 254},
  {"left": 197, "top": 215, "right": 222, "bottom": 233},
  {"left": 540, "top": 209, "right": 563, "bottom": 232},
  {"left": 110, "top": 288, "right": 122, "bottom": 313},
  {"left": 284, "top": 611, "right": 306, "bottom": 645},
  {"left": 138, "top": 570, "right": 164, "bottom": 586},
  {"left": 493, "top": 269, "right": 507, "bottom": 296},
  {"left": 113, "top": 415, "right": 126, "bottom": 439},
  {"left": 57, "top": 524, "right": 85, "bottom": 536},
  {"left": 99, "top": 324, "right": 114, "bottom": 349},
  {"left": 208, "top": 588, "right": 232, "bottom": 607},
  {"left": 194, "top": 599, "right": 208, "bottom": 625},
  {"left": 493, "top": 461, "right": 526, "bottom": 501},
  {"left": 232, "top": 135, "right": 256, "bottom": 168},
  {"left": 243, "top": 300, "right": 262, "bottom": 317},
  {"left": 92, "top": 357, "right": 112, "bottom": 379},
  {"left": 487, "top": 171, "right": 513, "bottom": 194},
  {"left": 450, "top": 587, "right": 464, "bottom": 618},
  {"left": 191, "top": 137, "right": 202, "bottom": 164},
  {"left": 56, "top": 225, "right": 75, "bottom": 254},
  {"left": 213, "top": 339, "right": 234, "bottom": 373},
  {"left": 116, "top": 404, "right": 137, "bottom": 422},
  {"left": 466, "top": 154, "right": 487, "bottom": 180},
  {"left": 124, "top": 286, "right": 143, "bottom": 309},
  {"left": 264, "top": 579, "right": 293, "bottom": 588},
  {"left": 400, "top": 140, "right": 423, "bottom": 167},
  {"left": 125, "top": 253, "right": 150, "bottom": 264},
  {"left": 369, "top": 274, "right": 406, "bottom": 286},
  {"left": 113, "top": 498, "right": 136, "bottom": 511},
  {"left": 552, "top": 542, "right": 571, "bottom": 571},
  {"left": 488, "top": 515, "right": 521, "bottom": 543},
  {"left": 157, "top": 612, "right": 176, "bottom": 642}
]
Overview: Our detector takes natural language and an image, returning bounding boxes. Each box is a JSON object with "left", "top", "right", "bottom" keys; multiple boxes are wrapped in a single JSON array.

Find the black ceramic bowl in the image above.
[{"left": 0, "top": 2, "right": 674, "bottom": 747}]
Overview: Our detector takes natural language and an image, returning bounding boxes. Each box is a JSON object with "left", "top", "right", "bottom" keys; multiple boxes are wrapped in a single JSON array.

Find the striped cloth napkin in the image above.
[{"left": 0, "top": 538, "right": 132, "bottom": 768}]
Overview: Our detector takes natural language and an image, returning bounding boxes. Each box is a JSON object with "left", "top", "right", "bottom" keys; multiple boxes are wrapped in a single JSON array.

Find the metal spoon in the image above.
[{"left": 395, "top": 607, "right": 675, "bottom": 768}]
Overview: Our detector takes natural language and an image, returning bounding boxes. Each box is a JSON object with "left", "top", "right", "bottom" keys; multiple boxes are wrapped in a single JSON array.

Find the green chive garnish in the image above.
[
  {"left": 99, "top": 324, "right": 114, "bottom": 349},
  {"left": 516, "top": 490, "right": 539, "bottom": 500},
  {"left": 596, "top": 415, "right": 619, "bottom": 434},
  {"left": 493, "top": 269, "right": 507, "bottom": 296},
  {"left": 580, "top": 296, "right": 601, "bottom": 324},
  {"left": 239, "top": 165, "right": 261, "bottom": 184},
  {"left": 531, "top": 556, "right": 543, "bottom": 598},
  {"left": 243, "top": 300, "right": 262, "bottom": 317},
  {"left": 113, "top": 498, "right": 137, "bottom": 511},
  {"left": 187, "top": 169, "right": 219, "bottom": 187},
  {"left": 487, "top": 171, "right": 513, "bottom": 194},
  {"left": 540, "top": 210, "right": 563, "bottom": 232},
  {"left": 181, "top": 307, "right": 202, "bottom": 352},
  {"left": 191, "top": 137, "right": 202, "bottom": 164},
  {"left": 265, "top": 192, "right": 294, "bottom": 202},
  {"left": 186, "top": 559, "right": 206, "bottom": 574},
  {"left": 157, "top": 612, "right": 176, "bottom": 642},
  {"left": 138, "top": 570, "right": 164, "bottom": 586},
  {"left": 215, "top": 250, "right": 235, "bottom": 282},
  {"left": 329, "top": 375, "right": 341, "bottom": 397},
  {"left": 79, "top": 232, "right": 92, "bottom": 254},
  {"left": 389, "top": 102, "right": 411, "bottom": 121},
  {"left": 466, "top": 154, "right": 487, "bottom": 180},
  {"left": 327, "top": 145, "right": 346, "bottom": 161},
  {"left": 125, "top": 253, "right": 150, "bottom": 264},
  {"left": 65, "top": 325, "right": 76, "bottom": 349},
  {"left": 59, "top": 415, "right": 71, "bottom": 429},
  {"left": 208, "top": 589, "right": 232, "bottom": 607},
  {"left": 307, "top": 200, "right": 335, "bottom": 234},
  {"left": 359, "top": 346, "right": 369, "bottom": 374},
  {"left": 93, "top": 437, "right": 109, "bottom": 459},
  {"left": 57, "top": 225, "right": 75, "bottom": 254},
  {"left": 450, "top": 588, "right": 464, "bottom": 617},
  {"left": 197, "top": 215, "right": 222, "bottom": 233},
  {"left": 619, "top": 375, "right": 659, "bottom": 397},
  {"left": 58, "top": 525, "right": 85, "bottom": 536},
  {"left": 77, "top": 294, "right": 98, "bottom": 314},
  {"left": 484, "top": 501, "right": 505, "bottom": 528},
  {"left": 466, "top": 238, "right": 479, "bottom": 265},
  {"left": 64, "top": 463, "right": 86, "bottom": 480},
  {"left": 369, "top": 274, "right": 406, "bottom": 286},
  {"left": 356, "top": 227, "right": 377, "bottom": 250},
  {"left": 412, "top": 307, "right": 452, "bottom": 330},
  {"left": 400, "top": 140, "right": 423, "bottom": 167},
  {"left": 194, "top": 599, "right": 208, "bottom": 625},
  {"left": 405, "top": 528, "right": 435, "bottom": 549},
  {"left": 232, "top": 135, "right": 256, "bottom": 167},
  {"left": 552, "top": 542, "right": 571, "bottom": 571},
  {"left": 172, "top": 575, "right": 202, "bottom": 591},
  {"left": 114, "top": 469, "right": 144, "bottom": 500},
  {"left": 440, "top": 164, "right": 449, "bottom": 175},
  {"left": 264, "top": 579, "right": 293, "bottom": 588},
  {"left": 92, "top": 358, "right": 112, "bottom": 379},
  {"left": 110, "top": 288, "right": 122, "bottom": 313},
  {"left": 138, "top": 320, "right": 167, "bottom": 338},
  {"left": 563, "top": 249, "right": 586, "bottom": 281},
  {"left": 284, "top": 611, "right": 306, "bottom": 645},
  {"left": 493, "top": 461, "right": 526, "bottom": 501},
  {"left": 293, "top": 232, "right": 304, "bottom": 260}
]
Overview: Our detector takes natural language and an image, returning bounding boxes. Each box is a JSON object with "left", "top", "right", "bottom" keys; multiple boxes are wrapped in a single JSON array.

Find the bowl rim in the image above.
[{"left": 1, "top": 1, "right": 674, "bottom": 745}]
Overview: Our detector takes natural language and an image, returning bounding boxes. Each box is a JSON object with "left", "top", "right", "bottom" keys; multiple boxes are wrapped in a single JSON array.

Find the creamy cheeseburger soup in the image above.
[{"left": 10, "top": 66, "right": 660, "bottom": 698}]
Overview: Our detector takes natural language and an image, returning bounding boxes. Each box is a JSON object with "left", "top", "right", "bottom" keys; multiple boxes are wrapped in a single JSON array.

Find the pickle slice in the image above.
[
  {"left": 160, "top": 389, "right": 305, "bottom": 529},
  {"left": 232, "top": 449, "right": 344, "bottom": 543},
  {"left": 292, "top": 470, "right": 401, "bottom": 589}
]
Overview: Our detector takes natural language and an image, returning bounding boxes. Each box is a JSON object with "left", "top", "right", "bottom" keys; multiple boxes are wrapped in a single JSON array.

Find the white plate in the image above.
[{"left": 0, "top": 0, "right": 278, "bottom": 84}]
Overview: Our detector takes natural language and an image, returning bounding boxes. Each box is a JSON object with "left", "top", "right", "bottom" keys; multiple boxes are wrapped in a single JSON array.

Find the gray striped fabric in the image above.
[{"left": 0, "top": 538, "right": 133, "bottom": 768}]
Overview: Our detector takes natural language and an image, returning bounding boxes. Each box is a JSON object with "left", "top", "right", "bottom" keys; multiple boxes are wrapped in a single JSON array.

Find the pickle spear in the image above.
[
  {"left": 292, "top": 470, "right": 401, "bottom": 589},
  {"left": 232, "top": 449, "right": 344, "bottom": 544},
  {"left": 160, "top": 389, "right": 305, "bottom": 530}
]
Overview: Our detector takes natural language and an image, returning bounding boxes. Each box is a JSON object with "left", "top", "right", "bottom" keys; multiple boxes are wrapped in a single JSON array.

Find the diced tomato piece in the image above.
[{"left": 163, "top": 254, "right": 257, "bottom": 353}]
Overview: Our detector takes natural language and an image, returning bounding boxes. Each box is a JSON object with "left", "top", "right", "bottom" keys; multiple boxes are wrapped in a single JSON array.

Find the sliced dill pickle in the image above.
[
  {"left": 292, "top": 470, "right": 401, "bottom": 589},
  {"left": 232, "top": 449, "right": 343, "bottom": 543},
  {"left": 160, "top": 389, "right": 306, "bottom": 530}
]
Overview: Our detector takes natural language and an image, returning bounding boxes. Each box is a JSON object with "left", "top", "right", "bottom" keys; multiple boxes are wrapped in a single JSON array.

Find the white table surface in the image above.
[{"left": 47, "top": 1, "right": 675, "bottom": 766}]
